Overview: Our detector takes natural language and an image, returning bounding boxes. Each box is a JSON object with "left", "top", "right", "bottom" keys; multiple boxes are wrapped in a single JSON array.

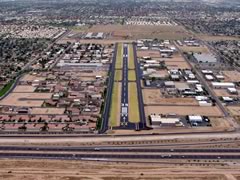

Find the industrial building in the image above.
[
  {"left": 150, "top": 114, "right": 181, "bottom": 126},
  {"left": 211, "top": 82, "right": 235, "bottom": 89},
  {"left": 194, "top": 53, "right": 217, "bottom": 64}
]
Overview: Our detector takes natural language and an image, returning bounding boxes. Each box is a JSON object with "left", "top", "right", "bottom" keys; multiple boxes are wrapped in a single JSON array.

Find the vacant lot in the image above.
[
  {"left": 73, "top": 70, "right": 108, "bottom": 77},
  {"left": 88, "top": 25, "right": 191, "bottom": 40},
  {"left": 145, "top": 105, "right": 223, "bottom": 117},
  {"left": 31, "top": 108, "right": 65, "bottom": 115},
  {"left": 214, "top": 89, "right": 239, "bottom": 97},
  {"left": 178, "top": 45, "right": 209, "bottom": 53},
  {"left": 0, "top": 93, "right": 52, "bottom": 107},
  {"left": 13, "top": 85, "right": 36, "bottom": 93},
  {"left": 109, "top": 82, "right": 121, "bottom": 127},
  {"left": 0, "top": 159, "right": 234, "bottom": 180},
  {"left": 165, "top": 61, "right": 190, "bottom": 69},
  {"left": 162, "top": 55, "right": 186, "bottom": 62},
  {"left": 137, "top": 50, "right": 160, "bottom": 58},
  {"left": 197, "top": 34, "right": 240, "bottom": 41},
  {"left": 227, "top": 106, "right": 240, "bottom": 116},
  {"left": 143, "top": 89, "right": 198, "bottom": 105},
  {"left": 222, "top": 71, "right": 240, "bottom": 82},
  {"left": 21, "top": 74, "right": 46, "bottom": 82},
  {"left": 128, "top": 44, "right": 135, "bottom": 69},
  {"left": 128, "top": 82, "right": 140, "bottom": 123}
]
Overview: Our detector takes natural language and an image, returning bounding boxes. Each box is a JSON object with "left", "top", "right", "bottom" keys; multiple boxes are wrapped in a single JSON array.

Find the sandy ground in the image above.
[
  {"left": 21, "top": 74, "right": 46, "bottom": 82},
  {"left": 162, "top": 56, "right": 186, "bottom": 62},
  {"left": 143, "top": 89, "right": 198, "bottom": 105},
  {"left": 31, "top": 108, "right": 65, "bottom": 115},
  {"left": 137, "top": 50, "right": 161, "bottom": 58},
  {"left": 178, "top": 45, "right": 209, "bottom": 53},
  {"left": 13, "top": 85, "right": 36, "bottom": 93},
  {"left": 0, "top": 159, "right": 239, "bottom": 180},
  {"left": 227, "top": 106, "right": 240, "bottom": 116},
  {"left": 165, "top": 61, "right": 191, "bottom": 69},
  {"left": 197, "top": 34, "right": 240, "bottom": 41},
  {"left": 145, "top": 105, "right": 223, "bottom": 117},
  {"left": 222, "top": 71, "right": 240, "bottom": 82},
  {"left": 0, "top": 93, "right": 52, "bottom": 107},
  {"left": 214, "top": 89, "right": 239, "bottom": 97},
  {"left": 57, "top": 39, "right": 134, "bottom": 44},
  {"left": 75, "top": 71, "right": 107, "bottom": 77}
]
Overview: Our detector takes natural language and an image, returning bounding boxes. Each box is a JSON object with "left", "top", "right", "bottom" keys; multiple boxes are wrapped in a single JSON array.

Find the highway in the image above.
[
  {"left": 0, "top": 146, "right": 240, "bottom": 153},
  {"left": 0, "top": 152, "right": 240, "bottom": 160}
]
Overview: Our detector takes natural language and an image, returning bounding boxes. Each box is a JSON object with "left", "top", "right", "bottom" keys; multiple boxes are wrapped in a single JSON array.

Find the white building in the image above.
[
  {"left": 150, "top": 114, "right": 180, "bottom": 126},
  {"left": 194, "top": 53, "right": 217, "bottom": 63},
  {"left": 188, "top": 115, "right": 203, "bottom": 123},
  {"left": 212, "top": 82, "right": 235, "bottom": 89}
]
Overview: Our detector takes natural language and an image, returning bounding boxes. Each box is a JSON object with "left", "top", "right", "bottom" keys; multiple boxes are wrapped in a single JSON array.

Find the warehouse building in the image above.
[
  {"left": 212, "top": 82, "right": 235, "bottom": 89},
  {"left": 194, "top": 53, "right": 217, "bottom": 64},
  {"left": 150, "top": 114, "right": 181, "bottom": 126}
]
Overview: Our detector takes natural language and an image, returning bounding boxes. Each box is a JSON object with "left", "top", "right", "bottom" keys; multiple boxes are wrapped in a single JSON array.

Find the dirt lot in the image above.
[
  {"left": 88, "top": 25, "right": 191, "bottom": 40},
  {"left": 143, "top": 89, "right": 198, "bottom": 105},
  {"left": 222, "top": 71, "right": 240, "bottom": 82},
  {"left": 214, "top": 89, "right": 239, "bottom": 97},
  {"left": 162, "top": 54, "right": 187, "bottom": 62},
  {"left": 58, "top": 38, "right": 133, "bottom": 44},
  {"left": 0, "top": 93, "right": 52, "bottom": 107},
  {"left": 0, "top": 159, "right": 238, "bottom": 180},
  {"left": 137, "top": 50, "right": 161, "bottom": 58},
  {"left": 165, "top": 61, "right": 190, "bottom": 69},
  {"left": 227, "top": 106, "right": 240, "bottom": 116},
  {"left": 151, "top": 69, "right": 169, "bottom": 78},
  {"left": 178, "top": 45, "right": 209, "bottom": 53},
  {"left": 31, "top": 108, "right": 65, "bottom": 115},
  {"left": 13, "top": 85, "right": 36, "bottom": 93},
  {"left": 145, "top": 105, "right": 223, "bottom": 117},
  {"left": 197, "top": 34, "right": 240, "bottom": 41},
  {"left": 21, "top": 74, "right": 46, "bottom": 82},
  {"left": 76, "top": 71, "right": 107, "bottom": 77}
]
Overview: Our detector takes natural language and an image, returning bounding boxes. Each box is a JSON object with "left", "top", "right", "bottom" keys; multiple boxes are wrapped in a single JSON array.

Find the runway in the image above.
[{"left": 120, "top": 44, "right": 129, "bottom": 127}]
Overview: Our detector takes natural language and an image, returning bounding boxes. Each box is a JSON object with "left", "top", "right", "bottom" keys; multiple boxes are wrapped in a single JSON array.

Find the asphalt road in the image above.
[{"left": 0, "top": 146, "right": 240, "bottom": 153}]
